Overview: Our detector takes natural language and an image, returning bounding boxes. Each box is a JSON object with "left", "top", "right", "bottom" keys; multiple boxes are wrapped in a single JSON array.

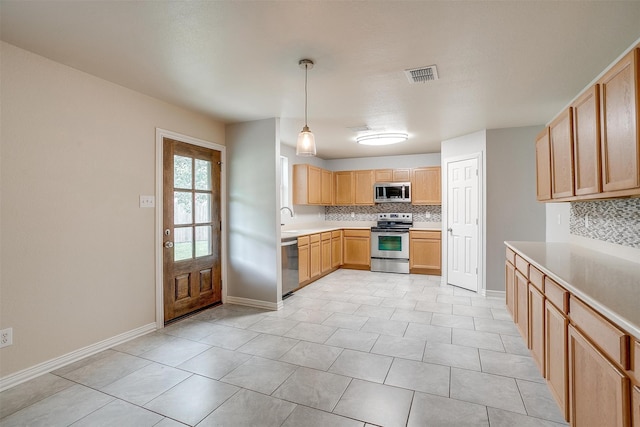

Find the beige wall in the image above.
[{"left": 0, "top": 42, "right": 224, "bottom": 377}]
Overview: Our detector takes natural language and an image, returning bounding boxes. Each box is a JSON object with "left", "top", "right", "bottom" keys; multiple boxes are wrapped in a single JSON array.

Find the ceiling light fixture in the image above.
[
  {"left": 356, "top": 133, "right": 408, "bottom": 146},
  {"left": 296, "top": 59, "right": 316, "bottom": 156}
]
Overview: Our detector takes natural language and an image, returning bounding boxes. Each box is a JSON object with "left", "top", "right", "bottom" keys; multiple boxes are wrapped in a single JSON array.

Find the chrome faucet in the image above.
[{"left": 280, "top": 206, "right": 294, "bottom": 217}]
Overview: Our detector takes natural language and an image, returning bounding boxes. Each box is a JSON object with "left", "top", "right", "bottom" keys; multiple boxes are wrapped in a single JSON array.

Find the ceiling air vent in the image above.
[{"left": 404, "top": 65, "right": 438, "bottom": 83}]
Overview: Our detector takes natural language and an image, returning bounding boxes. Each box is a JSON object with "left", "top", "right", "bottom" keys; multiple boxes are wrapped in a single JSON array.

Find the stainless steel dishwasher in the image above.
[{"left": 281, "top": 238, "right": 299, "bottom": 298}]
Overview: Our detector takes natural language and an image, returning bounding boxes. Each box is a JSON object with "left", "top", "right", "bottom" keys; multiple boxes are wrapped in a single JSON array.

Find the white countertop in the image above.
[
  {"left": 281, "top": 222, "right": 441, "bottom": 239},
  {"left": 506, "top": 241, "right": 640, "bottom": 340}
]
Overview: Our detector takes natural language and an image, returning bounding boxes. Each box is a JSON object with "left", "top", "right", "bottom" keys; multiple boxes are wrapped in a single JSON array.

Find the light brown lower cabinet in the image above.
[
  {"left": 515, "top": 269, "right": 529, "bottom": 344},
  {"left": 298, "top": 236, "right": 310, "bottom": 284},
  {"left": 309, "top": 234, "right": 321, "bottom": 280},
  {"left": 331, "top": 230, "right": 342, "bottom": 269},
  {"left": 342, "top": 229, "right": 370, "bottom": 270},
  {"left": 528, "top": 284, "right": 545, "bottom": 374},
  {"left": 321, "top": 232, "right": 332, "bottom": 274},
  {"left": 568, "top": 324, "right": 631, "bottom": 427},
  {"left": 505, "top": 261, "right": 516, "bottom": 316},
  {"left": 409, "top": 230, "right": 441, "bottom": 274},
  {"left": 545, "top": 300, "right": 569, "bottom": 421}
]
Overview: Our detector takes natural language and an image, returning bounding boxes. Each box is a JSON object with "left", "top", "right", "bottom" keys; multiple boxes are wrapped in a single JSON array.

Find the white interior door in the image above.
[{"left": 447, "top": 157, "right": 479, "bottom": 292}]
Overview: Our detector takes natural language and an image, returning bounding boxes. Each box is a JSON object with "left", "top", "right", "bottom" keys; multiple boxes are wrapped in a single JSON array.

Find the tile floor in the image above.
[{"left": 0, "top": 269, "right": 568, "bottom": 426}]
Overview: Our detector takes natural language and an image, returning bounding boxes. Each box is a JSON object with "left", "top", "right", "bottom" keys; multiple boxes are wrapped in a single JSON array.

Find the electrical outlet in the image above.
[
  {"left": 351, "top": 212, "right": 355, "bottom": 218},
  {"left": 0, "top": 328, "right": 13, "bottom": 348},
  {"left": 585, "top": 213, "right": 590, "bottom": 229},
  {"left": 425, "top": 212, "right": 431, "bottom": 219}
]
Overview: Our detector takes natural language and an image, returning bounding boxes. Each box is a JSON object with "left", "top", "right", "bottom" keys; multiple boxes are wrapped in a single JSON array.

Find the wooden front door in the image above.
[{"left": 163, "top": 138, "right": 221, "bottom": 323}]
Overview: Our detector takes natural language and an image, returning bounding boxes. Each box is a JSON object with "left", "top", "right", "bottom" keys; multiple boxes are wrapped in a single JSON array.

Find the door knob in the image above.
[
  {"left": 447, "top": 228, "right": 453, "bottom": 233},
  {"left": 164, "top": 241, "right": 174, "bottom": 248}
]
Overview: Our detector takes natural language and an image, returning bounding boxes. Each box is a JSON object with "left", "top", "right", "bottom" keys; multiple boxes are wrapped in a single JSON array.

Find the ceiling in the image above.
[{"left": 2, "top": 1, "right": 640, "bottom": 159}]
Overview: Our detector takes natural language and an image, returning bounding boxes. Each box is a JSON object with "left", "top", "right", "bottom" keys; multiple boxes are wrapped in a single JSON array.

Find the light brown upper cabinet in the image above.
[
  {"left": 375, "top": 168, "right": 411, "bottom": 182},
  {"left": 334, "top": 171, "right": 354, "bottom": 205},
  {"left": 535, "top": 128, "right": 552, "bottom": 201},
  {"left": 354, "top": 170, "right": 375, "bottom": 205},
  {"left": 550, "top": 108, "right": 575, "bottom": 199},
  {"left": 411, "top": 166, "right": 441, "bottom": 205},
  {"left": 600, "top": 48, "right": 640, "bottom": 194},
  {"left": 535, "top": 44, "right": 640, "bottom": 202},
  {"left": 321, "top": 169, "right": 333, "bottom": 205},
  {"left": 572, "top": 85, "right": 602, "bottom": 196},
  {"left": 293, "top": 164, "right": 329, "bottom": 205}
]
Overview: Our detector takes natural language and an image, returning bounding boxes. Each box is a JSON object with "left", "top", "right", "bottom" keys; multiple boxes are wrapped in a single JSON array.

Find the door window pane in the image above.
[
  {"left": 174, "top": 227, "right": 193, "bottom": 261},
  {"left": 195, "top": 159, "right": 211, "bottom": 190},
  {"left": 378, "top": 236, "right": 402, "bottom": 251},
  {"left": 174, "top": 192, "right": 192, "bottom": 225},
  {"left": 195, "top": 193, "right": 211, "bottom": 223},
  {"left": 174, "top": 155, "right": 193, "bottom": 189},
  {"left": 195, "top": 226, "right": 212, "bottom": 257}
]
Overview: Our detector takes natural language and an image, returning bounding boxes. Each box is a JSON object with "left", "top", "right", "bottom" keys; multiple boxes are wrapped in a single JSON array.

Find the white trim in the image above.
[
  {"left": 225, "top": 296, "right": 282, "bottom": 311},
  {"left": 0, "top": 323, "right": 156, "bottom": 392},
  {"left": 482, "top": 289, "right": 506, "bottom": 299},
  {"left": 155, "top": 128, "right": 227, "bottom": 329},
  {"left": 442, "top": 152, "right": 484, "bottom": 294}
]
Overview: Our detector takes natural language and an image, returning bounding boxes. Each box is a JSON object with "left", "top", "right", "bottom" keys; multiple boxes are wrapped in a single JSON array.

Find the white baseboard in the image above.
[
  {"left": 0, "top": 322, "right": 156, "bottom": 392},
  {"left": 482, "top": 289, "right": 506, "bottom": 299},
  {"left": 225, "top": 296, "right": 281, "bottom": 311}
]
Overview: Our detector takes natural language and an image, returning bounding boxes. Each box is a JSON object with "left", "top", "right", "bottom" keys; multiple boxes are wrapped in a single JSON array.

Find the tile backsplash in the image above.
[
  {"left": 570, "top": 198, "right": 640, "bottom": 248},
  {"left": 326, "top": 203, "right": 442, "bottom": 222}
]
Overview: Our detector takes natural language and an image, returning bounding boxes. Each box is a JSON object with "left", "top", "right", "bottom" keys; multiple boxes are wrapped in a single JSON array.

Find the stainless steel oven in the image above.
[{"left": 370, "top": 213, "right": 412, "bottom": 274}]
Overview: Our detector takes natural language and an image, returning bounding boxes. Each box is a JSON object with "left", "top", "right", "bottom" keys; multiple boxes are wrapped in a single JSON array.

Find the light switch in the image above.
[{"left": 139, "top": 195, "right": 155, "bottom": 208}]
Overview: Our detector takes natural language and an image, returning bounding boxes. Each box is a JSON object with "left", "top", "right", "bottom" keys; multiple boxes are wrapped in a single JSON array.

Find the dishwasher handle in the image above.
[{"left": 281, "top": 240, "right": 298, "bottom": 247}]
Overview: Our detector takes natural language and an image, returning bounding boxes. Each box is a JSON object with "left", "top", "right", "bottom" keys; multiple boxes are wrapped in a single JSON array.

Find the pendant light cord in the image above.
[{"left": 304, "top": 64, "right": 308, "bottom": 128}]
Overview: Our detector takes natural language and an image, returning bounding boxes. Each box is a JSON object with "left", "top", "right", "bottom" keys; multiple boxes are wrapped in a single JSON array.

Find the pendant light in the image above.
[{"left": 296, "top": 59, "right": 316, "bottom": 156}]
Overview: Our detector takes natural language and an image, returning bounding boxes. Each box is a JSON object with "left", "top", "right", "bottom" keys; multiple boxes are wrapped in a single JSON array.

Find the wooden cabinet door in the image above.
[
  {"left": 308, "top": 166, "right": 322, "bottom": 204},
  {"left": 375, "top": 169, "right": 393, "bottom": 182},
  {"left": 321, "top": 233, "right": 332, "bottom": 274},
  {"left": 334, "top": 171, "right": 354, "bottom": 205},
  {"left": 536, "top": 128, "right": 552, "bottom": 201},
  {"left": 515, "top": 270, "right": 529, "bottom": 344},
  {"left": 354, "top": 170, "right": 374, "bottom": 205},
  {"left": 298, "top": 242, "right": 310, "bottom": 284},
  {"left": 633, "top": 386, "right": 640, "bottom": 427},
  {"left": 343, "top": 230, "right": 370, "bottom": 269},
  {"left": 321, "top": 169, "right": 333, "bottom": 205},
  {"left": 310, "top": 235, "right": 321, "bottom": 279},
  {"left": 545, "top": 301, "right": 569, "bottom": 422},
  {"left": 411, "top": 167, "right": 442, "bottom": 205},
  {"left": 568, "top": 325, "right": 630, "bottom": 427},
  {"left": 573, "top": 85, "right": 602, "bottom": 196},
  {"left": 505, "top": 261, "right": 516, "bottom": 317},
  {"left": 393, "top": 169, "right": 411, "bottom": 181},
  {"left": 331, "top": 232, "right": 342, "bottom": 268},
  {"left": 550, "top": 108, "right": 575, "bottom": 199},
  {"left": 600, "top": 48, "right": 639, "bottom": 193},
  {"left": 409, "top": 232, "right": 441, "bottom": 273},
  {"left": 529, "top": 284, "right": 545, "bottom": 374}
]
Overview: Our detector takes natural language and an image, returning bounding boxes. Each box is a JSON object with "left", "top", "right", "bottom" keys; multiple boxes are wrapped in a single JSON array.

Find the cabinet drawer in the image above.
[
  {"left": 570, "top": 297, "right": 630, "bottom": 369},
  {"left": 298, "top": 236, "right": 310, "bottom": 246},
  {"left": 411, "top": 231, "right": 441, "bottom": 239},
  {"left": 634, "top": 341, "right": 640, "bottom": 383},
  {"left": 343, "top": 229, "right": 370, "bottom": 238},
  {"left": 545, "top": 277, "right": 569, "bottom": 314},
  {"left": 506, "top": 247, "right": 516, "bottom": 264},
  {"left": 321, "top": 232, "right": 332, "bottom": 241},
  {"left": 331, "top": 230, "right": 342, "bottom": 238},
  {"left": 310, "top": 234, "right": 321, "bottom": 243},
  {"left": 529, "top": 266, "right": 545, "bottom": 292},
  {"left": 515, "top": 255, "right": 529, "bottom": 278}
]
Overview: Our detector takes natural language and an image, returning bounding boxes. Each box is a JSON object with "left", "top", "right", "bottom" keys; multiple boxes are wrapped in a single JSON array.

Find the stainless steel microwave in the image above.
[{"left": 374, "top": 182, "right": 411, "bottom": 203}]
